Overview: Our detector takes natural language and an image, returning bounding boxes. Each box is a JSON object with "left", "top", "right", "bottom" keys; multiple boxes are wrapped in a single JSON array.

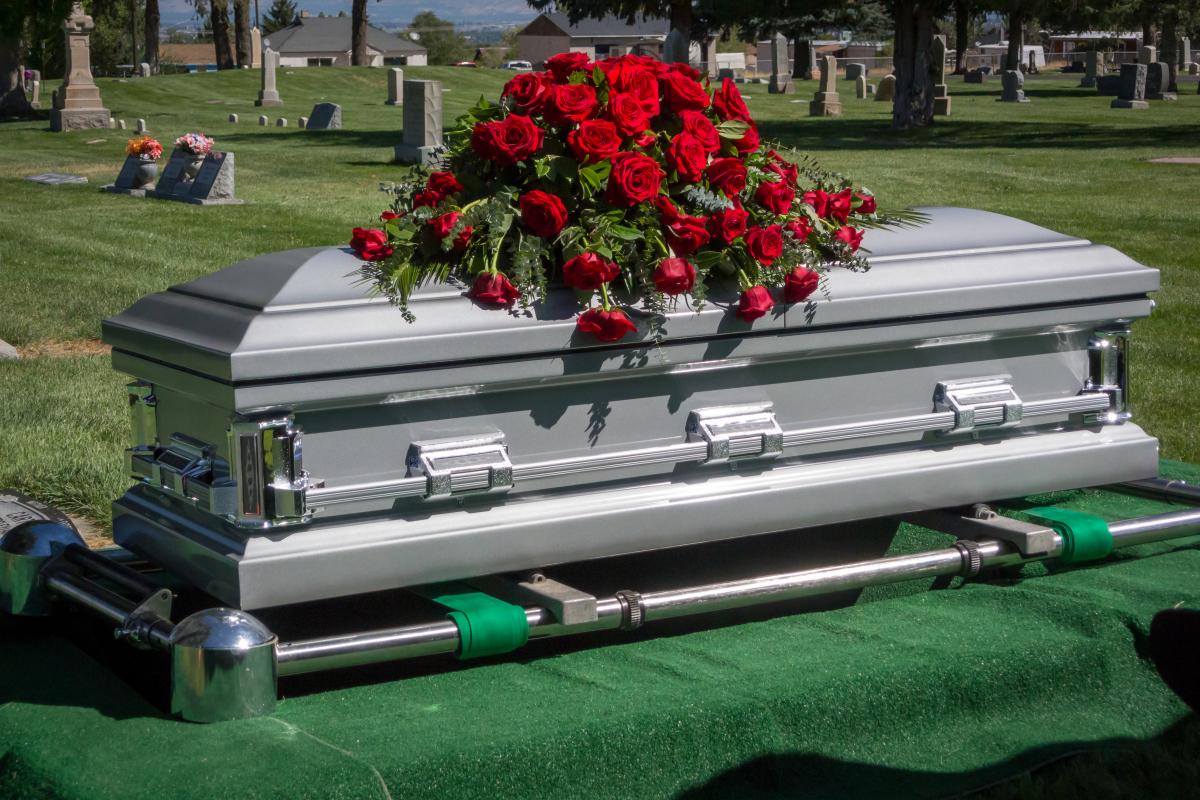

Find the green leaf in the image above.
[
  {"left": 595, "top": 244, "right": 614, "bottom": 260},
  {"left": 608, "top": 224, "right": 643, "bottom": 241},
  {"left": 693, "top": 251, "right": 726, "bottom": 269},
  {"left": 716, "top": 119, "right": 751, "bottom": 140}
]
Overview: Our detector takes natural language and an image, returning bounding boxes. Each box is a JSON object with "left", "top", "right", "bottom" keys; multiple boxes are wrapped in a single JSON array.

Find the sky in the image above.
[{"left": 158, "top": 0, "right": 538, "bottom": 27}]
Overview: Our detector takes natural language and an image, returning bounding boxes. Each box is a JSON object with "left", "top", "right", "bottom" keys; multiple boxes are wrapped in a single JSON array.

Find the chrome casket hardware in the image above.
[
  {"left": 1087, "top": 328, "right": 1132, "bottom": 424},
  {"left": 129, "top": 432, "right": 238, "bottom": 518},
  {"left": 407, "top": 433, "right": 514, "bottom": 497},
  {"left": 686, "top": 403, "right": 784, "bottom": 464},
  {"left": 935, "top": 376, "right": 1024, "bottom": 434}
]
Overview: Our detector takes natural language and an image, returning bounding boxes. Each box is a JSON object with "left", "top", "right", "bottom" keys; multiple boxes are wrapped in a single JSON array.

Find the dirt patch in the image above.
[
  {"left": 16, "top": 339, "right": 111, "bottom": 359},
  {"left": 70, "top": 515, "right": 114, "bottom": 549}
]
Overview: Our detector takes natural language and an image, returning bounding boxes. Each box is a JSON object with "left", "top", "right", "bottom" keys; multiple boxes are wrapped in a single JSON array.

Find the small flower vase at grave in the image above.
[
  {"left": 181, "top": 151, "right": 206, "bottom": 181},
  {"left": 133, "top": 157, "right": 159, "bottom": 189}
]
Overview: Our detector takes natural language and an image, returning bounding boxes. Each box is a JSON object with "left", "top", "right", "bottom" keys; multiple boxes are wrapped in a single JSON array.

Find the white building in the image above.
[{"left": 266, "top": 14, "right": 427, "bottom": 67}]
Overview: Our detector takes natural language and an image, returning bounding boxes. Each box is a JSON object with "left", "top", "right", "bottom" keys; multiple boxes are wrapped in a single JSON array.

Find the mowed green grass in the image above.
[{"left": 1, "top": 67, "right": 1199, "bottom": 526}]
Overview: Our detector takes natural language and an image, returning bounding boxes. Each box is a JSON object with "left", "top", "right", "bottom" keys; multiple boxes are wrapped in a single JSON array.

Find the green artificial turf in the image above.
[
  {"left": 2, "top": 462, "right": 1200, "bottom": 800},
  {"left": 1, "top": 68, "right": 1200, "bottom": 530}
]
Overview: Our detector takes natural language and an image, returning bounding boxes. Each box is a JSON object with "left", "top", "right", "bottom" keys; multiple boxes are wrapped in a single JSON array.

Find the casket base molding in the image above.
[{"left": 112, "top": 422, "right": 1158, "bottom": 610}]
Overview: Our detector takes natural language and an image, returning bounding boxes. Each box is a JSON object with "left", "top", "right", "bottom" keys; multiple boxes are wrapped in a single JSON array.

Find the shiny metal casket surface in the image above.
[{"left": 101, "top": 208, "right": 1160, "bottom": 608}]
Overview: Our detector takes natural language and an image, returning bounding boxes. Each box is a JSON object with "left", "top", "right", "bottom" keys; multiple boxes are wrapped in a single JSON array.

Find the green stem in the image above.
[
  {"left": 489, "top": 226, "right": 507, "bottom": 275},
  {"left": 600, "top": 282, "right": 612, "bottom": 310},
  {"left": 737, "top": 269, "right": 753, "bottom": 291}
]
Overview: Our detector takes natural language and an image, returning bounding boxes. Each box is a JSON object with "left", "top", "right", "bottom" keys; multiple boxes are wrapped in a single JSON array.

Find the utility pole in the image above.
[{"left": 254, "top": 0, "right": 260, "bottom": 28}]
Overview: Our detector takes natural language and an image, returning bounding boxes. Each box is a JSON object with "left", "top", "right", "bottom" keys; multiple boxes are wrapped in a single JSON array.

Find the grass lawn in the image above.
[{"left": 2, "top": 67, "right": 1199, "bottom": 526}]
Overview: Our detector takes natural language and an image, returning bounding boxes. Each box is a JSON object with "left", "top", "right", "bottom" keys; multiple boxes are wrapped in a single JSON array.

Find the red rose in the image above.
[
  {"left": 784, "top": 267, "right": 820, "bottom": 303},
  {"left": 737, "top": 285, "right": 775, "bottom": 322},
  {"left": 427, "top": 171, "right": 463, "bottom": 198},
  {"left": 785, "top": 217, "right": 812, "bottom": 243},
  {"left": 855, "top": 193, "right": 877, "bottom": 215},
  {"left": 661, "top": 70, "right": 711, "bottom": 113},
  {"left": 546, "top": 52, "right": 591, "bottom": 83},
  {"left": 350, "top": 227, "right": 392, "bottom": 260},
  {"left": 605, "top": 151, "right": 664, "bottom": 207},
  {"left": 634, "top": 132, "right": 657, "bottom": 148},
  {"left": 547, "top": 82, "right": 599, "bottom": 125},
  {"left": 664, "top": 213, "right": 710, "bottom": 256},
  {"left": 653, "top": 257, "right": 696, "bottom": 295},
  {"left": 707, "top": 204, "right": 749, "bottom": 245},
  {"left": 562, "top": 252, "right": 620, "bottom": 290},
  {"left": 567, "top": 119, "right": 622, "bottom": 163},
  {"left": 828, "top": 189, "right": 854, "bottom": 223},
  {"left": 519, "top": 190, "right": 569, "bottom": 238},
  {"left": 835, "top": 225, "right": 864, "bottom": 252},
  {"left": 745, "top": 224, "right": 784, "bottom": 265},
  {"left": 429, "top": 211, "right": 473, "bottom": 251},
  {"left": 653, "top": 194, "right": 680, "bottom": 222},
  {"left": 471, "top": 115, "right": 543, "bottom": 166},
  {"left": 576, "top": 307, "right": 638, "bottom": 342},
  {"left": 668, "top": 62, "right": 702, "bottom": 81},
  {"left": 472, "top": 272, "right": 521, "bottom": 305},
  {"left": 679, "top": 110, "right": 720, "bottom": 153},
  {"left": 733, "top": 123, "right": 760, "bottom": 154},
  {"left": 706, "top": 157, "right": 747, "bottom": 197},
  {"left": 712, "top": 78, "right": 752, "bottom": 122},
  {"left": 766, "top": 150, "right": 799, "bottom": 184},
  {"left": 502, "top": 71, "right": 552, "bottom": 114},
  {"left": 665, "top": 131, "right": 707, "bottom": 183},
  {"left": 412, "top": 190, "right": 440, "bottom": 208},
  {"left": 803, "top": 189, "right": 830, "bottom": 218},
  {"left": 605, "top": 92, "right": 653, "bottom": 137},
  {"left": 754, "top": 178, "right": 795, "bottom": 215},
  {"left": 380, "top": 210, "right": 401, "bottom": 222}
]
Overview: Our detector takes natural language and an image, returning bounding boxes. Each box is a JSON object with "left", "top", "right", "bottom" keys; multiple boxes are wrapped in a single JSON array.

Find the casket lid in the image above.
[{"left": 102, "top": 207, "right": 1159, "bottom": 384}]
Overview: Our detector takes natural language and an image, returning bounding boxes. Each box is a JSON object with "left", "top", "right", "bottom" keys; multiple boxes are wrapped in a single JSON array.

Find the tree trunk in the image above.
[
  {"left": 234, "top": 0, "right": 251, "bottom": 66},
  {"left": 1162, "top": 15, "right": 1178, "bottom": 92},
  {"left": 892, "top": 0, "right": 936, "bottom": 129},
  {"left": 128, "top": 0, "right": 139, "bottom": 66},
  {"left": 953, "top": 0, "right": 969, "bottom": 73},
  {"left": 145, "top": 0, "right": 160, "bottom": 73},
  {"left": 1005, "top": 9, "right": 1024, "bottom": 71},
  {"left": 351, "top": 0, "right": 368, "bottom": 66},
  {"left": 0, "top": 36, "right": 34, "bottom": 118},
  {"left": 211, "top": 0, "right": 236, "bottom": 70},
  {"left": 1142, "top": 22, "right": 1154, "bottom": 51},
  {"left": 670, "top": 0, "right": 693, "bottom": 38}
]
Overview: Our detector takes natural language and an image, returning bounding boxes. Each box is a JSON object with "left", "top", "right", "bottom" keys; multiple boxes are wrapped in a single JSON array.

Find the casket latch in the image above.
[
  {"left": 407, "top": 433, "right": 514, "bottom": 497},
  {"left": 935, "top": 376, "right": 1024, "bottom": 434},
  {"left": 686, "top": 404, "right": 784, "bottom": 464}
]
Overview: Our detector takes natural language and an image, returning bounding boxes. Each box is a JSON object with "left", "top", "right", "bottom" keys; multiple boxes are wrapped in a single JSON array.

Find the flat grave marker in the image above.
[{"left": 25, "top": 173, "right": 88, "bottom": 185}]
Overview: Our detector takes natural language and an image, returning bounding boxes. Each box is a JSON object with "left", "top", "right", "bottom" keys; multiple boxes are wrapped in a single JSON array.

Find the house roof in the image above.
[
  {"left": 264, "top": 17, "right": 426, "bottom": 56},
  {"left": 519, "top": 12, "right": 671, "bottom": 40}
]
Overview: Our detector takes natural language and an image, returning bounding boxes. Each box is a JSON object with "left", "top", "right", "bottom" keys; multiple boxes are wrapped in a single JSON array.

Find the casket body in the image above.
[{"left": 102, "top": 208, "right": 1160, "bottom": 609}]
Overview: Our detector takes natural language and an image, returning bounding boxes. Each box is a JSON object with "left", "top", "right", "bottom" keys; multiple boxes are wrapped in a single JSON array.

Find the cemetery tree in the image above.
[
  {"left": 262, "top": 0, "right": 297, "bottom": 33},
  {"left": 952, "top": 0, "right": 971, "bottom": 73},
  {"left": 528, "top": 0, "right": 695, "bottom": 41},
  {"left": 209, "top": 0, "right": 236, "bottom": 68},
  {"left": 0, "top": 0, "right": 71, "bottom": 117},
  {"left": 145, "top": 0, "right": 159, "bottom": 72},
  {"left": 404, "top": 12, "right": 470, "bottom": 65},
  {"left": 351, "top": 0, "right": 367, "bottom": 66},
  {"left": 233, "top": 0, "right": 251, "bottom": 66},
  {"left": 889, "top": 0, "right": 951, "bottom": 128},
  {"left": 992, "top": 0, "right": 1051, "bottom": 70}
]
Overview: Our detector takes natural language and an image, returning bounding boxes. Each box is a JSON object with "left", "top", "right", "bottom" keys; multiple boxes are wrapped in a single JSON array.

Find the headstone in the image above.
[
  {"left": 394, "top": 79, "right": 443, "bottom": 165},
  {"left": 108, "top": 116, "right": 114, "bottom": 128},
  {"left": 258, "top": 115, "right": 268, "bottom": 125},
  {"left": 663, "top": 28, "right": 689, "bottom": 64},
  {"left": 796, "top": 39, "right": 816, "bottom": 80},
  {"left": 808, "top": 55, "right": 841, "bottom": 116},
  {"left": 1139, "top": 45, "right": 1156, "bottom": 64},
  {"left": 150, "top": 151, "right": 242, "bottom": 205},
  {"left": 16, "top": 64, "right": 24, "bottom": 90},
  {"left": 50, "top": 2, "right": 111, "bottom": 132},
  {"left": 255, "top": 45, "right": 282, "bottom": 107},
  {"left": 102, "top": 154, "right": 157, "bottom": 196},
  {"left": 276, "top": 117, "right": 287, "bottom": 127},
  {"left": 932, "top": 37, "right": 951, "bottom": 115},
  {"left": 1111, "top": 63, "right": 1149, "bottom": 109},
  {"left": 0, "top": 340, "right": 17, "bottom": 360},
  {"left": 386, "top": 67, "right": 404, "bottom": 106},
  {"left": 998, "top": 70, "right": 1029, "bottom": 103},
  {"left": 1080, "top": 51, "right": 1102, "bottom": 88},
  {"left": 1096, "top": 74, "right": 1121, "bottom": 96},
  {"left": 135, "top": 118, "right": 147, "bottom": 133},
  {"left": 866, "top": 83, "right": 875, "bottom": 96},
  {"left": 298, "top": 116, "right": 308, "bottom": 128},
  {"left": 228, "top": 113, "right": 238, "bottom": 123},
  {"left": 250, "top": 27, "right": 262, "bottom": 69},
  {"left": 845, "top": 63, "right": 867, "bottom": 81},
  {"left": 1190, "top": 62, "right": 1200, "bottom": 76},
  {"left": 148, "top": 150, "right": 187, "bottom": 196},
  {"left": 24, "top": 172, "right": 88, "bottom": 185},
  {"left": 767, "top": 33, "right": 794, "bottom": 94},
  {"left": 964, "top": 69, "right": 987, "bottom": 84},
  {"left": 875, "top": 74, "right": 895, "bottom": 102},
  {"left": 138, "top": 61, "right": 150, "bottom": 78},
  {"left": 117, "top": 118, "right": 126, "bottom": 130},
  {"left": 306, "top": 102, "right": 342, "bottom": 130},
  {"left": 1179, "top": 37, "right": 1191, "bottom": 66},
  {"left": 1145, "top": 62, "right": 1175, "bottom": 100},
  {"left": 1026, "top": 49, "right": 1038, "bottom": 74},
  {"left": 29, "top": 76, "right": 41, "bottom": 109},
  {"left": 854, "top": 75, "right": 867, "bottom": 99},
  {"left": 718, "top": 67, "right": 735, "bottom": 81}
]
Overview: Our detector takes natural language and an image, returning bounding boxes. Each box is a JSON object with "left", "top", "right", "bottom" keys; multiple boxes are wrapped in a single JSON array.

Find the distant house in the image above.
[
  {"left": 266, "top": 13, "right": 427, "bottom": 67},
  {"left": 756, "top": 40, "right": 886, "bottom": 76},
  {"left": 1046, "top": 31, "right": 1140, "bottom": 61},
  {"left": 518, "top": 12, "right": 707, "bottom": 67}
]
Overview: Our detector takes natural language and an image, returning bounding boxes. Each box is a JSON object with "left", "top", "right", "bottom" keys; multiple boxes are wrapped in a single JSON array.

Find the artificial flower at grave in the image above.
[
  {"left": 175, "top": 132, "right": 214, "bottom": 156},
  {"left": 125, "top": 135, "right": 163, "bottom": 160},
  {"left": 352, "top": 53, "right": 917, "bottom": 342}
]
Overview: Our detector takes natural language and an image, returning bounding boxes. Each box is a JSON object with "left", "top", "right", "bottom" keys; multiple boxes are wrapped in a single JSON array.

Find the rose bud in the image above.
[
  {"left": 567, "top": 119, "right": 622, "bottom": 163},
  {"left": 380, "top": 210, "right": 402, "bottom": 222},
  {"left": 784, "top": 267, "right": 820, "bottom": 303},
  {"left": 562, "top": 252, "right": 620, "bottom": 290},
  {"left": 785, "top": 217, "right": 812, "bottom": 243},
  {"left": 576, "top": 307, "right": 638, "bottom": 342},
  {"left": 712, "top": 78, "right": 752, "bottom": 123},
  {"left": 754, "top": 178, "right": 795, "bottom": 216},
  {"left": 519, "top": 189, "right": 569, "bottom": 238},
  {"left": 803, "top": 189, "right": 830, "bottom": 218},
  {"left": 707, "top": 205, "right": 749, "bottom": 246},
  {"left": 653, "top": 258, "right": 696, "bottom": 295},
  {"left": 706, "top": 157, "right": 748, "bottom": 198},
  {"left": 855, "top": 193, "right": 877, "bottom": 215},
  {"left": 737, "top": 285, "right": 775, "bottom": 322},
  {"left": 426, "top": 171, "right": 464, "bottom": 198},
  {"left": 745, "top": 224, "right": 784, "bottom": 266},
  {"left": 665, "top": 131, "right": 707, "bottom": 184},
  {"left": 829, "top": 188, "right": 854, "bottom": 223},
  {"left": 350, "top": 227, "right": 392, "bottom": 261},
  {"left": 661, "top": 70, "right": 711, "bottom": 113},
  {"left": 471, "top": 272, "right": 521, "bottom": 306},
  {"left": 835, "top": 225, "right": 865, "bottom": 252}
]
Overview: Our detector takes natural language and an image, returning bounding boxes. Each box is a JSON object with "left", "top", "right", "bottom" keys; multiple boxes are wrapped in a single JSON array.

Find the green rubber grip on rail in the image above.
[
  {"left": 426, "top": 584, "right": 529, "bottom": 660},
  {"left": 1025, "top": 507, "right": 1113, "bottom": 565}
]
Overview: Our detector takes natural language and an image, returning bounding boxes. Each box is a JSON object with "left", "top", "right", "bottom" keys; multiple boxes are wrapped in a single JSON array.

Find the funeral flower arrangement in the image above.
[
  {"left": 175, "top": 132, "right": 213, "bottom": 156},
  {"left": 353, "top": 54, "right": 901, "bottom": 341},
  {"left": 125, "top": 136, "right": 163, "bottom": 161}
]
